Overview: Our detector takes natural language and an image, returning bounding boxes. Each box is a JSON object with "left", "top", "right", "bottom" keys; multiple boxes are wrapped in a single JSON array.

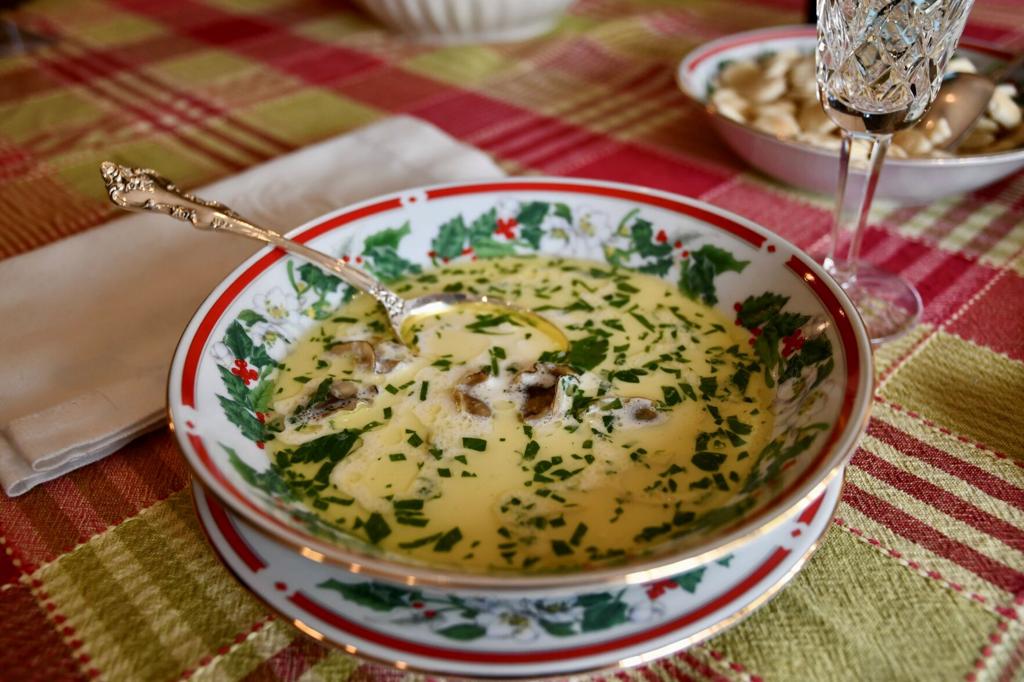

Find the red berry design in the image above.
[
  {"left": 230, "top": 359, "right": 258, "bottom": 386},
  {"left": 645, "top": 579, "right": 679, "bottom": 600},
  {"left": 782, "top": 329, "right": 805, "bottom": 357},
  {"left": 495, "top": 217, "right": 518, "bottom": 240}
]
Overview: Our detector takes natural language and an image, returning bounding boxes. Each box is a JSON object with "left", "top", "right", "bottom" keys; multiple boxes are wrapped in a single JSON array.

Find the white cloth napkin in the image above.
[{"left": 0, "top": 115, "right": 505, "bottom": 496}]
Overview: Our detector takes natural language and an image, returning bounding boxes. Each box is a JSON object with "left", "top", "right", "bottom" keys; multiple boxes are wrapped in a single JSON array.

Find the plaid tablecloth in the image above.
[{"left": 3, "top": 1, "right": 1024, "bottom": 680}]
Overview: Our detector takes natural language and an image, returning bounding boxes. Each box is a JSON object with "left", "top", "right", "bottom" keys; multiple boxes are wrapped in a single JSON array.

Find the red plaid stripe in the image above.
[
  {"left": 843, "top": 482, "right": 1024, "bottom": 594},
  {"left": 948, "top": 271, "right": 1024, "bottom": 361},
  {"left": 853, "top": 448, "right": 1024, "bottom": 553},
  {"left": 0, "top": 434, "right": 189, "bottom": 570},
  {"left": 0, "top": 583, "right": 88, "bottom": 681},
  {"left": 240, "top": 637, "right": 327, "bottom": 682}
]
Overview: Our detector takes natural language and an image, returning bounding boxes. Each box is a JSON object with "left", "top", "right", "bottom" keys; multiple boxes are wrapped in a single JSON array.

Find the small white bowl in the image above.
[
  {"left": 677, "top": 25, "right": 1024, "bottom": 205},
  {"left": 355, "top": 0, "right": 574, "bottom": 44}
]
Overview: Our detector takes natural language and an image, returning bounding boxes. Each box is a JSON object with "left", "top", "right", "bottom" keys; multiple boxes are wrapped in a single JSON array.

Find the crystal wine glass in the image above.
[{"left": 816, "top": 0, "right": 975, "bottom": 343}]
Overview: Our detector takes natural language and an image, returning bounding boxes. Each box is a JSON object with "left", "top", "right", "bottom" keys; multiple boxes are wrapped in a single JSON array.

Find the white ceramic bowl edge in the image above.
[{"left": 355, "top": 0, "right": 575, "bottom": 44}]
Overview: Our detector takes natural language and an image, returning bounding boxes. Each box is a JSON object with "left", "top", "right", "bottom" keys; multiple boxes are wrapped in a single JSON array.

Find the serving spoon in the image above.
[
  {"left": 918, "top": 51, "right": 1024, "bottom": 152},
  {"left": 99, "top": 161, "right": 567, "bottom": 350}
]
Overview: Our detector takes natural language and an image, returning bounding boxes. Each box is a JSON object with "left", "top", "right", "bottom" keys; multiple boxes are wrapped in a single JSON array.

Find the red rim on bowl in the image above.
[{"left": 168, "top": 177, "right": 874, "bottom": 592}]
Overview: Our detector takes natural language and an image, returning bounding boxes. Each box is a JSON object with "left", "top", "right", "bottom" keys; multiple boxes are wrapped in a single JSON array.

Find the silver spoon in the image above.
[
  {"left": 99, "top": 162, "right": 567, "bottom": 350},
  {"left": 918, "top": 51, "right": 1024, "bottom": 152}
]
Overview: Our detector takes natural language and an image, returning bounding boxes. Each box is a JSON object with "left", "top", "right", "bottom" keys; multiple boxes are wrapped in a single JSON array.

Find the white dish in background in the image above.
[
  {"left": 677, "top": 25, "right": 1024, "bottom": 205},
  {"left": 193, "top": 473, "right": 842, "bottom": 678},
  {"left": 354, "top": 0, "right": 574, "bottom": 44}
]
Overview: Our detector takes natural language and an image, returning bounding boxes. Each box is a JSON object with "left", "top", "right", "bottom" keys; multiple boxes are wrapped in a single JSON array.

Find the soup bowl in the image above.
[{"left": 169, "top": 177, "right": 872, "bottom": 597}]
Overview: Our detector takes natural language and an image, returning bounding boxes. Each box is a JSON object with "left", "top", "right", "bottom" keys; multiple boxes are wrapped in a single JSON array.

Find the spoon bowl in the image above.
[
  {"left": 99, "top": 161, "right": 568, "bottom": 351},
  {"left": 918, "top": 51, "right": 1024, "bottom": 151}
]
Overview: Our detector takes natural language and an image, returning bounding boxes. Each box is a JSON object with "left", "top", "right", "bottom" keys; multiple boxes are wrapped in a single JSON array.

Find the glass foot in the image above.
[
  {"left": 1, "top": 20, "right": 52, "bottom": 58},
  {"left": 824, "top": 260, "right": 922, "bottom": 345}
]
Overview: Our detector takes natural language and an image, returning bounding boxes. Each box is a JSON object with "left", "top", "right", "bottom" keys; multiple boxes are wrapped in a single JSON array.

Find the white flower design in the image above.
[
  {"left": 577, "top": 206, "right": 610, "bottom": 237},
  {"left": 627, "top": 601, "right": 655, "bottom": 623},
  {"left": 257, "top": 287, "right": 299, "bottom": 322},
  {"left": 210, "top": 341, "right": 233, "bottom": 363},
  {"left": 255, "top": 287, "right": 302, "bottom": 336},
  {"left": 496, "top": 199, "right": 521, "bottom": 222},
  {"left": 248, "top": 321, "right": 290, "bottom": 361},
  {"left": 539, "top": 205, "right": 615, "bottom": 261}
]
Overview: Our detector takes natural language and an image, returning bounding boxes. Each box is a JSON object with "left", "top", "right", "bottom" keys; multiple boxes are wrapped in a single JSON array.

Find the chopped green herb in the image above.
[
  {"left": 363, "top": 513, "right": 391, "bottom": 544},
  {"left": 570, "top": 522, "right": 588, "bottom": 546},
  {"left": 434, "top": 527, "right": 463, "bottom": 552},
  {"left": 399, "top": 533, "right": 442, "bottom": 549},
  {"left": 551, "top": 540, "right": 574, "bottom": 556}
]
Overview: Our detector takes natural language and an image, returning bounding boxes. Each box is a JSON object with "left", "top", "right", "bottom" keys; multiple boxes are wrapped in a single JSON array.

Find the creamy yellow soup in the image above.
[{"left": 266, "top": 257, "right": 773, "bottom": 571}]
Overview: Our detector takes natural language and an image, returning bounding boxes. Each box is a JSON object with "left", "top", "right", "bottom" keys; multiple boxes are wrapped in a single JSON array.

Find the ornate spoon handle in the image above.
[{"left": 99, "top": 161, "right": 406, "bottom": 320}]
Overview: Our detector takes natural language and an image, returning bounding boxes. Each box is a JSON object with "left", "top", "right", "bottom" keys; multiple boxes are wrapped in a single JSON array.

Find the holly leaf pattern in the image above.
[
  {"left": 630, "top": 218, "right": 672, "bottom": 259},
  {"left": 781, "top": 333, "right": 833, "bottom": 383},
  {"left": 218, "top": 364, "right": 250, "bottom": 405},
  {"left": 226, "top": 445, "right": 291, "bottom": 498},
  {"left": 436, "top": 624, "right": 488, "bottom": 640},
  {"left": 672, "top": 567, "right": 706, "bottom": 593},
  {"left": 539, "top": 619, "right": 576, "bottom": 637},
  {"left": 581, "top": 597, "right": 628, "bottom": 632},
  {"left": 736, "top": 292, "right": 788, "bottom": 329},
  {"left": 298, "top": 263, "right": 342, "bottom": 294},
  {"left": 236, "top": 309, "right": 267, "bottom": 326},
  {"left": 250, "top": 378, "right": 275, "bottom": 413},
  {"left": 736, "top": 293, "right": 812, "bottom": 387},
  {"left": 318, "top": 579, "right": 418, "bottom": 611},
  {"left": 517, "top": 201, "right": 548, "bottom": 249},
  {"left": 458, "top": 208, "right": 515, "bottom": 258},
  {"left": 248, "top": 344, "right": 275, "bottom": 370},
  {"left": 679, "top": 244, "right": 750, "bottom": 305},
  {"left": 553, "top": 202, "right": 572, "bottom": 223},
  {"left": 223, "top": 321, "right": 254, "bottom": 362},
  {"left": 432, "top": 215, "right": 467, "bottom": 260},
  {"left": 363, "top": 222, "right": 411, "bottom": 251},
  {"left": 218, "top": 396, "right": 266, "bottom": 442},
  {"left": 468, "top": 208, "right": 497, "bottom": 242}
]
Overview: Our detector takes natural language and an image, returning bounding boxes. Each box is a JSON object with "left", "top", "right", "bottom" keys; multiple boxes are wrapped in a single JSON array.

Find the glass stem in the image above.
[
  {"left": 827, "top": 131, "right": 891, "bottom": 283},
  {"left": 3, "top": 19, "right": 21, "bottom": 52}
]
